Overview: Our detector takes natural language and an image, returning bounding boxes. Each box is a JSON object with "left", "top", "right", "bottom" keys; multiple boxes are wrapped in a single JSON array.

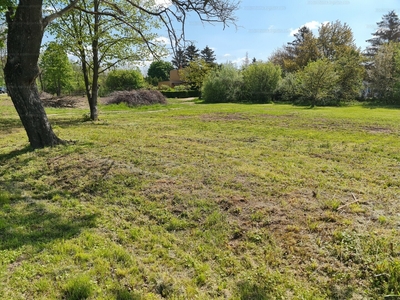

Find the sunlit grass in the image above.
[{"left": 0, "top": 96, "right": 399, "bottom": 298}]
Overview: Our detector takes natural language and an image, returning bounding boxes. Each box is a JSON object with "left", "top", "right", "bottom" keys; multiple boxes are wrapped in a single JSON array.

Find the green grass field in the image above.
[{"left": 1, "top": 95, "right": 399, "bottom": 299}]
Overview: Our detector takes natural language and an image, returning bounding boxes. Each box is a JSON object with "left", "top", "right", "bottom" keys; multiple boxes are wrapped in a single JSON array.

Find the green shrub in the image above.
[
  {"left": 275, "top": 73, "right": 303, "bottom": 102},
  {"left": 201, "top": 63, "right": 243, "bottom": 103},
  {"left": 158, "top": 84, "right": 172, "bottom": 91},
  {"left": 105, "top": 69, "right": 145, "bottom": 92},
  {"left": 242, "top": 62, "right": 282, "bottom": 103},
  {"left": 173, "top": 84, "right": 190, "bottom": 91}
]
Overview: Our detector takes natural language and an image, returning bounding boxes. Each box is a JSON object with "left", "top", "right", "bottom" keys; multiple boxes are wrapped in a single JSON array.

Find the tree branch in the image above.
[{"left": 43, "top": 0, "right": 80, "bottom": 27}]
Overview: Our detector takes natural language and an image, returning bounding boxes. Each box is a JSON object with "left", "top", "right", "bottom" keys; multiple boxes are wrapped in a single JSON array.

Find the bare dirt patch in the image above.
[
  {"left": 200, "top": 113, "right": 251, "bottom": 122},
  {"left": 363, "top": 126, "right": 393, "bottom": 134}
]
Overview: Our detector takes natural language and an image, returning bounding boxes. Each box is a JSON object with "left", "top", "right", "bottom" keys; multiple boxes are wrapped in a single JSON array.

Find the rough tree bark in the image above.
[{"left": 4, "top": 1, "right": 64, "bottom": 149}]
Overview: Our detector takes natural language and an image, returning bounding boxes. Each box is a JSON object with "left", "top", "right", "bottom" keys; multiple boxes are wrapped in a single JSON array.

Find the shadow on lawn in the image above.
[
  {"left": 361, "top": 102, "right": 400, "bottom": 109},
  {"left": 0, "top": 145, "right": 33, "bottom": 163},
  {"left": 0, "top": 198, "right": 97, "bottom": 251},
  {"left": 0, "top": 117, "right": 24, "bottom": 134}
]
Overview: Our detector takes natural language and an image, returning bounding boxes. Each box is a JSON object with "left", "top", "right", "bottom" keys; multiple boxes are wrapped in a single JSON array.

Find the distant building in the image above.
[{"left": 158, "top": 69, "right": 184, "bottom": 88}]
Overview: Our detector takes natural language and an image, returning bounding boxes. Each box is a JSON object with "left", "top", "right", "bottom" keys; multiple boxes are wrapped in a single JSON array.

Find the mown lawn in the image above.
[{"left": 0, "top": 95, "right": 399, "bottom": 299}]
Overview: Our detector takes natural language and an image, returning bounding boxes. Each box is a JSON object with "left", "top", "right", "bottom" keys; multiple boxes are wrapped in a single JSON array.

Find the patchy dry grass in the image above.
[{"left": 1, "top": 95, "right": 400, "bottom": 299}]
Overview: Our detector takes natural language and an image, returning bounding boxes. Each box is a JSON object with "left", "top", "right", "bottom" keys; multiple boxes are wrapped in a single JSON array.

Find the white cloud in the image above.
[
  {"left": 154, "top": 36, "right": 170, "bottom": 45},
  {"left": 289, "top": 20, "right": 329, "bottom": 36},
  {"left": 231, "top": 56, "right": 246, "bottom": 66},
  {"left": 223, "top": 53, "right": 231, "bottom": 57},
  {"left": 153, "top": 0, "right": 172, "bottom": 8}
]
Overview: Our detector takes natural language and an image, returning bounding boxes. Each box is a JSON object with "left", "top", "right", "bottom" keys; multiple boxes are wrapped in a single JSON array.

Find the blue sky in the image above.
[{"left": 164, "top": 0, "right": 400, "bottom": 66}]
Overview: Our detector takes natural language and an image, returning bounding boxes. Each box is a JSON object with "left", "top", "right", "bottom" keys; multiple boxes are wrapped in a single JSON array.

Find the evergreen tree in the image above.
[
  {"left": 365, "top": 10, "right": 400, "bottom": 58},
  {"left": 185, "top": 43, "right": 200, "bottom": 62},
  {"left": 200, "top": 45, "right": 216, "bottom": 65},
  {"left": 171, "top": 47, "right": 187, "bottom": 69},
  {"left": 285, "top": 26, "right": 320, "bottom": 72}
]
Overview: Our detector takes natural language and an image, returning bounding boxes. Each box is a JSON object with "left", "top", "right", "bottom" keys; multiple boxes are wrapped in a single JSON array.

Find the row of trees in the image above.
[
  {"left": 38, "top": 10, "right": 400, "bottom": 107},
  {"left": 39, "top": 42, "right": 147, "bottom": 97},
  {"left": 201, "top": 11, "right": 400, "bottom": 106},
  {"left": 171, "top": 44, "right": 216, "bottom": 69},
  {"left": 200, "top": 11, "right": 400, "bottom": 106},
  {"left": 0, "top": 0, "right": 239, "bottom": 148},
  {"left": 37, "top": 41, "right": 218, "bottom": 95}
]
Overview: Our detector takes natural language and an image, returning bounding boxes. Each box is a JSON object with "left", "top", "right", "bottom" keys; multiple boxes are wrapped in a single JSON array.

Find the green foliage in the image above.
[
  {"left": 298, "top": 59, "right": 339, "bottom": 106},
  {"left": 333, "top": 48, "right": 365, "bottom": 101},
  {"left": 147, "top": 60, "right": 174, "bottom": 81},
  {"left": 185, "top": 43, "right": 200, "bottom": 62},
  {"left": 317, "top": 21, "right": 356, "bottom": 61},
  {"left": 365, "top": 10, "right": 400, "bottom": 58},
  {"left": 270, "top": 26, "right": 320, "bottom": 73},
  {"left": 200, "top": 45, "right": 216, "bottom": 65},
  {"left": 179, "top": 58, "right": 213, "bottom": 90},
  {"left": 105, "top": 69, "right": 145, "bottom": 92},
  {"left": 372, "top": 258, "right": 400, "bottom": 295},
  {"left": 39, "top": 42, "right": 74, "bottom": 96},
  {"left": 171, "top": 47, "right": 187, "bottom": 69},
  {"left": 368, "top": 42, "right": 400, "bottom": 104},
  {"left": 1, "top": 94, "right": 400, "bottom": 298},
  {"left": 276, "top": 73, "right": 303, "bottom": 102},
  {"left": 201, "top": 63, "right": 243, "bottom": 103},
  {"left": 242, "top": 62, "right": 282, "bottom": 103},
  {"left": 63, "top": 275, "right": 93, "bottom": 300}
]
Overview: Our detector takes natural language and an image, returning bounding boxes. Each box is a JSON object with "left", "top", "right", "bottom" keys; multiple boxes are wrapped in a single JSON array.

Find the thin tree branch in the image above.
[{"left": 43, "top": 0, "right": 80, "bottom": 27}]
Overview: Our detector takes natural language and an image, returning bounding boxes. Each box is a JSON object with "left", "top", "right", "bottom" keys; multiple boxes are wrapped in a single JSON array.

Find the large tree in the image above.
[
  {"left": 367, "top": 42, "right": 400, "bottom": 101},
  {"left": 269, "top": 26, "right": 320, "bottom": 73},
  {"left": 171, "top": 47, "right": 187, "bottom": 69},
  {"left": 201, "top": 45, "right": 216, "bottom": 66},
  {"left": 179, "top": 58, "right": 212, "bottom": 90},
  {"left": 298, "top": 59, "right": 338, "bottom": 107},
  {"left": 317, "top": 20, "right": 356, "bottom": 61},
  {"left": 365, "top": 10, "right": 400, "bottom": 59},
  {"left": 184, "top": 43, "right": 200, "bottom": 62},
  {"left": 39, "top": 42, "right": 74, "bottom": 96},
  {"left": 317, "top": 21, "right": 364, "bottom": 100},
  {"left": 48, "top": 0, "right": 161, "bottom": 121},
  {"left": 2, "top": 0, "right": 239, "bottom": 148},
  {"left": 147, "top": 60, "right": 174, "bottom": 81}
]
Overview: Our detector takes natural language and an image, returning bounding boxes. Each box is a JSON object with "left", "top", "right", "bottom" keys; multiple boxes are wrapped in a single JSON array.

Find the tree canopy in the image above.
[
  {"left": 2, "top": 0, "right": 239, "bottom": 148},
  {"left": 147, "top": 60, "right": 174, "bottom": 81},
  {"left": 365, "top": 10, "right": 400, "bottom": 58},
  {"left": 39, "top": 42, "right": 74, "bottom": 96}
]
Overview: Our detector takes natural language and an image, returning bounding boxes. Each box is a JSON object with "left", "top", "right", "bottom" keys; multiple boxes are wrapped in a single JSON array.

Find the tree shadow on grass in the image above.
[
  {"left": 0, "top": 117, "right": 24, "bottom": 134},
  {"left": 0, "top": 145, "right": 33, "bottom": 163},
  {"left": 0, "top": 198, "right": 97, "bottom": 251},
  {"left": 361, "top": 102, "right": 400, "bottom": 110}
]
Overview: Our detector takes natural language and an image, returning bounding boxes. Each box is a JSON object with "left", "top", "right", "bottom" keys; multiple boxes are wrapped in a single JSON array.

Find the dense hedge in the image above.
[{"left": 161, "top": 90, "right": 201, "bottom": 98}]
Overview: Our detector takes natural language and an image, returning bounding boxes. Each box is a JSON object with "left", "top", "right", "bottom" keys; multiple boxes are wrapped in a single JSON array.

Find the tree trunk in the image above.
[
  {"left": 89, "top": 0, "right": 100, "bottom": 121},
  {"left": 4, "top": 1, "right": 64, "bottom": 148}
]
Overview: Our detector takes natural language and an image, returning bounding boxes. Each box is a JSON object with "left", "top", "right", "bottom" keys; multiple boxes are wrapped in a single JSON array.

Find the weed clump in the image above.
[
  {"left": 106, "top": 90, "right": 166, "bottom": 106},
  {"left": 63, "top": 275, "right": 93, "bottom": 300}
]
